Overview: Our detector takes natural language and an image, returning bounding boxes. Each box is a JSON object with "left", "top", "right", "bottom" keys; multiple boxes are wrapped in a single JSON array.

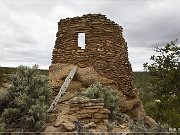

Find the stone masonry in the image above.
[
  {"left": 68, "top": 97, "right": 110, "bottom": 124},
  {"left": 52, "top": 14, "right": 135, "bottom": 97}
]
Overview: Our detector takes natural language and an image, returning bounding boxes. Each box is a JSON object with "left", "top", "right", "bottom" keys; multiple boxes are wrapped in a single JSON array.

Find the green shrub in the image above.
[
  {"left": 134, "top": 71, "right": 180, "bottom": 128},
  {"left": 81, "top": 82, "right": 120, "bottom": 120},
  {"left": 0, "top": 90, "right": 8, "bottom": 114},
  {"left": 129, "top": 118, "right": 149, "bottom": 133},
  {"left": 1, "top": 65, "right": 52, "bottom": 131},
  {"left": 0, "top": 121, "right": 5, "bottom": 133},
  {"left": 151, "top": 122, "right": 170, "bottom": 133},
  {"left": 129, "top": 119, "right": 170, "bottom": 135},
  {"left": 145, "top": 95, "right": 180, "bottom": 128}
]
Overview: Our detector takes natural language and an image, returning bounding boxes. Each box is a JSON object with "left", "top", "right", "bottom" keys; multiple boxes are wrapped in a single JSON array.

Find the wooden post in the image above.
[{"left": 47, "top": 66, "right": 77, "bottom": 112}]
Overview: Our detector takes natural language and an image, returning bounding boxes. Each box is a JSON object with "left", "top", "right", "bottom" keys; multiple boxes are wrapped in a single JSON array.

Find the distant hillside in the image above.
[{"left": 0, "top": 67, "right": 48, "bottom": 86}]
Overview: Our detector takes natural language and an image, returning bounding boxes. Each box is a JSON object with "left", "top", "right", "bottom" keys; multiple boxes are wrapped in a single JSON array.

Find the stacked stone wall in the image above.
[
  {"left": 52, "top": 14, "right": 134, "bottom": 97},
  {"left": 68, "top": 97, "right": 110, "bottom": 124}
]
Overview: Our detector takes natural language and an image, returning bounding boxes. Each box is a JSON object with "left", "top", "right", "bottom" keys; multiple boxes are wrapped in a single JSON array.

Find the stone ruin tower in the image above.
[
  {"left": 49, "top": 14, "right": 157, "bottom": 126},
  {"left": 52, "top": 14, "right": 135, "bottom": 98}
]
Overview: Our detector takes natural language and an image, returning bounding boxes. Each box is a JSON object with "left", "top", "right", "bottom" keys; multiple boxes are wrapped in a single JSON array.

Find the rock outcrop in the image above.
[
  {"left": 49, "top": 63, "right": 145, "bottom": 121},
  {"left": 44, "top": 96, "right": 130, "bottom": 133}
]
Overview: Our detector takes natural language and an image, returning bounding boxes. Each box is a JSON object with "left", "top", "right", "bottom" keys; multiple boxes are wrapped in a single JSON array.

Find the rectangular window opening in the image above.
[{"left": 78, "top": 33, "right": 85, "bottom": 49}]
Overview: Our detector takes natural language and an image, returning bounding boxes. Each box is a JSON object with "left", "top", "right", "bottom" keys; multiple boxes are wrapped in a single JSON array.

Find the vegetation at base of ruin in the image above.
[
  {"left": 0, "top": 65, "right": 52, "bottom": 131},
  {"left": 133, "top": 72, "right": 180, "bottom": 129},
  {"left": 138, "top": 40, "right": 180, "bottom": 128},
  {"left": 0, "top": 90, "right": 8, "bottom": 114},
  {"left": 106, "top": 121, "right": 117, "bottom": 131},
  {"left": 81, "top": 82, "right": 120, "bottom": 120},
  {"left": 1, "top": 67, "right": 179, "bottom": 129},
  {"left": 0, "top": 121, "right": 5, "bottom": 132},
  {"left": 129, "top": 119, "right": 170, "bottom": 134}
]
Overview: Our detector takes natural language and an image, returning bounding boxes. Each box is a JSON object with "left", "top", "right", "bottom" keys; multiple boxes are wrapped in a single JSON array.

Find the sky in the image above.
[{"left": 0, "top": 0, "right": 180, "bottom": 71}]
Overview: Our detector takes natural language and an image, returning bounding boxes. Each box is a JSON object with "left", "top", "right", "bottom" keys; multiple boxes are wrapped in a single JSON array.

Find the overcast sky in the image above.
[{"left": 0, "top": 0, "right": 180, "bottom": 71}]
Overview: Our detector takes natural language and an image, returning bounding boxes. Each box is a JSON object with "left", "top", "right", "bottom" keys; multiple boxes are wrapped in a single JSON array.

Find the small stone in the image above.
[
  {"left": 89, "top": 98, "right": 104, "bottom": 103},
  {"left": 76, "top": 113, "right": 93, "bottom": 119},
  {"left": 80, "top": 102, "right": 104, "bottom": 107},
  {"left": 98, "top": 108, "right": 110, "bottom": 114},
  {"left": 54, "top": 114, "right": 68, "bottom": 127},
  {"left": 91, "top": 118, "right": 101, "bottom": 123},
  {"left": 69, "top": 107, "right": 79, "bottom": 111},
  {"left": 61, "top": 122, "right": 75, "bottom": 131},
  {"left": 85, "top": 106, "right": 103, "bottom": 109},
  {"left": 43, "top": 126, "right": 57, "bottom": 132},
  {"left": 84, "top": 122, "right": 97, "bottom": 129},
  {"left": 112, "top": 127, "right": 124, "bottom": 132},
  {"left": 47, "top": 114, "right": 57, "bottom": 123},
  {"left": 58, "top": 93, "right": 75, "bottom": 103},
  {"left": 51, "top": 108, "right": 58, "bottom": 113},
  {"left": 95, "top": 124, "right": 108, "bottom": 132},
  {"left": 77, "top": 50, "right": 84, "bottom": 53},
  {"left": 68, "top": 115, "right": 78, "bottom": 122},
  {"left": 119, "top": 125, "right": 126, "bottom": 129},
  {"left": 94, "top": 113, "right": 108, "bottom": 119},
  {"left": 69, "top": 96, "right": 90, "bottom": 104}
]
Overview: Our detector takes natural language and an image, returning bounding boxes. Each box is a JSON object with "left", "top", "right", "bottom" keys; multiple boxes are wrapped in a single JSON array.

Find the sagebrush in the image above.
[
  {"left": 81, "top": 82, "right": 120, "bottom": 120},
  {"left": 129, "top": 118, "right": 170, "bottom": 135},
  {"left": 1, "top": 65, "right": 52, "bottom": 131}
]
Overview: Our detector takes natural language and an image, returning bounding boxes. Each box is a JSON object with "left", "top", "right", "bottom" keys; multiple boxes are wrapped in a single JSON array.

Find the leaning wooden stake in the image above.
[{"left": 47, "top": 66, "right": 77, "bottom": 113}]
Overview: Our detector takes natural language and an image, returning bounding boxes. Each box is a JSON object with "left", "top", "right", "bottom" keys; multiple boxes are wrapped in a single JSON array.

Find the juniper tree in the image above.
[
  {"left": 143, "top": 40, "right": 180, "bottom": 128},
  {"left": 143, "top": 39, "right": 180, "bottom": 98}
]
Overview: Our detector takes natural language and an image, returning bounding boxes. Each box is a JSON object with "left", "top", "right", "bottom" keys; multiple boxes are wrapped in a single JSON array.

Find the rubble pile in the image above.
[
  {"left": 49, "top": 64, "right": 145, "bottom": 121},
  {"left": 44, "top": 96, "right": 129, "bottom": 133}
]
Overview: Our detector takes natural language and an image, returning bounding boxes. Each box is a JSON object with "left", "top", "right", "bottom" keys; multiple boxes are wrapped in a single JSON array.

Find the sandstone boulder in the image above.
[
  {"left": 84, "top": 122, "right": 97, "bottom": 129},
  {"left": 49, "top": 63, "right": 154, "bottom": 126},
  {"left": 54, "top": 112, "right": 78, "bottom": 127},
  {"left": 94, "top": 124, "right": 108, "bottom": 132},
  {"left": 49, "top": 64, "right": 74, "bottom": 87},
  {"left": 69, "top": 96, "right": 90, "bottom": 104},
  {"left": 58, "top": 92, "right": 75, "bottom": 103},
  {"left": 43, "top": 126, "right": 57, "bottom": 133},
  {"left": 61, "top": 122, "right": 75, "bottom": 132},
  {"left": 47, "top": 114, "right": 57, "bottom": 123},
  {"left": 49, "top": 63, "right": 119, "bottom": 92},
  {"left": 54, "top": 113, "right": 69, "bottom": 127},
  {"left": 76, "top": 66, "right": 99, "bottom": 87}
]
